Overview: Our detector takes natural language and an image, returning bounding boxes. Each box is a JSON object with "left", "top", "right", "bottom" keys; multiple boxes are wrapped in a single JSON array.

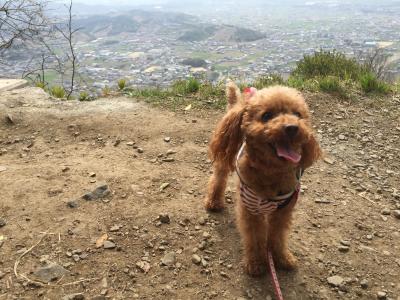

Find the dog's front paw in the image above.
[
  {"left": 204, "top": 197, "right": 225, "bottom": 212},
  {"left": 275, "top": 251, "right": 298, "bottom": 271},
  {"left": 244, "top": 259, "right": 266, "bottom": 277}
]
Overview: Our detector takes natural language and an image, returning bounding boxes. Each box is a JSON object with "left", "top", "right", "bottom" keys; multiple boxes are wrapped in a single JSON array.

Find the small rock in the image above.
[
  {"left": 220, "top": 271, "right": 229, "bottom": 278},
  {"left": 82, "top": 184, "right": 110, "bottom": 201},
  {"left": 62, "top": 166, "right": 70, "bottom": 172},
  {"left": 327, "top": 275, "right": 344, "bottom": 287},
  {"left": 340, "top": 240, "right": 351, "bottom": 247},
  {"left": 166, "top": 149, "right": 176, "bottom": 155},
  {"left": 162, "top": 157, "right": 174, "bottom": 162},
  {"left": 360, "top": 279, "right": 368, "bottom": 289},
  {"left": 160, "top": 182, "right": 170, "bottom": 191},
  {"left": 202, "top": 231, "right": 211, "bottom": 239},
  {"left": 67, "top": 201, "right": 78, "bottom": 208},
  {"left": 338, "top": 134, "right": 346, "bottom": 140},
  {"left": 159, "top": 214, "right": 170, "bottom": 224},
  {"left": 393, "top": 210, "right": 400, "bottom": 219},
  {"left": 338, "top": 245, "right": 350, "bottom": 252},
  {"left": 33, "top": 262, "right": 69, "bottom": 283},
  {"left": 164, "top": 137, "right": 171, "bottom": 142},
  {"left": 62, "top": 293, "right": 84, "bottom": 300},
  {"left": 192, "top": 254, "right": 201, "bottom": 265},
  {"left": 103, "top": 241, "right": 116, "bottom": 249},
  {"left": 136, "top": 261, "right": 151, "bottom": 273},
  {"left": 201, "top": 258, "right": 208, "bottom": 268},
  {"left": 5, "top": 114, "right": 14, "bottom": 124},
  {"left": 109, "top": 225, "right": 120, "bottom": 232},
  {"left": 323, "top": 157, "right": 334, "bottom": 165},
  {"left": 377, "top": 291, "right": 387, "bottom": 299},
  {"left": 89, "top": 172, "right": 96, "bottom": 177},
  {"left": 137, "top": 148, "right": 144, "bottom": 153},
  {"left": 126, "top": 141, "right": 135, "bottom": 146},
  {"left": 0, "top": 218, "right": 6, "bottom": 227},
  {"left": 314, "top": 199, "right": 331, "bottom": 204},
  {"left": 161, "top": 252, "right": 176, "bottom": 266},
  {"left": 381, "top": 208, "right": 390, "bottom": 215},
  {"left": 198, "top": 241, "right": 207, "bottom": 250},
  {"left": 0, "top": 166, "right": 7, "bottom": 172},
  {"left": 72, "top": 254, "right": 80, "bottom": 262}
]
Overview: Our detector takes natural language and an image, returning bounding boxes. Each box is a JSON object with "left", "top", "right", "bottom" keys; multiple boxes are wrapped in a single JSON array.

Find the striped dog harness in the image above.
[{"left": 236, "top": 143, "right": 302, "bottom": 216}]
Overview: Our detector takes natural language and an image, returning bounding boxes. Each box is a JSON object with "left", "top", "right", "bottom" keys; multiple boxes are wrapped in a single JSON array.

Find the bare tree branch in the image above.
[
  {"left": 0, "top": 0, "right": 48, "bottom": 50},
  {"left": 358, "top": 47, "right": 391, "bottom": 79}
]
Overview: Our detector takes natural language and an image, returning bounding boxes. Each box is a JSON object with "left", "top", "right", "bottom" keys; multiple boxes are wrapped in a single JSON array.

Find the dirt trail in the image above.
[{"left": 0, "top": 87, "right": 399, "bottom": 300}]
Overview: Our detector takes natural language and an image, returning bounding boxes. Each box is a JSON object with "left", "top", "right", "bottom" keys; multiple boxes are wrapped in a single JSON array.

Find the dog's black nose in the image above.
[{"left": 285, "top": 124, "right": 299, "bottom": 138}]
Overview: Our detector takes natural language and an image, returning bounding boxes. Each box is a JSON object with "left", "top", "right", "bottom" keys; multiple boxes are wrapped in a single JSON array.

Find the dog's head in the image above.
[{"left": 210, "top": 84, "right": 321, "bottom": 171}]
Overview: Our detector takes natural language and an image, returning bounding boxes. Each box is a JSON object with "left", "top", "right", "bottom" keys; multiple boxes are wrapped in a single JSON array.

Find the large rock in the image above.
[
  {"left": 33, "top": 262, "right": 69, "bottom": 283},
  {"left": 82, "top": 184, "right": 110, "bottom": 201},
  {"left": 161, "top": 252, "right": 176, "bottom": 266},
  {"left": 327, "top": 275, "right": 344, "bottom": 287}
]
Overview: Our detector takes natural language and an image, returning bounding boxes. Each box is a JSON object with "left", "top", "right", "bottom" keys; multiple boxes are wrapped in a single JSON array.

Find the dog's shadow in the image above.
[{"left": 210, "top": 207, "right": 310, "bottom": 300}]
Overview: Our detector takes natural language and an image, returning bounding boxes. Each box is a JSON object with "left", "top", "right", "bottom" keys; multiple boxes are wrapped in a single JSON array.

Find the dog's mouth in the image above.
[{"left": 274, "top": 143, "right": 301, "bottom": 164}]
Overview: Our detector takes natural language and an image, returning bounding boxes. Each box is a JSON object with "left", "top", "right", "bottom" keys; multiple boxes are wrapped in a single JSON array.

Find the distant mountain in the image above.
[{"left": 74, "top": 10, "right": 265, "bottom": 42}]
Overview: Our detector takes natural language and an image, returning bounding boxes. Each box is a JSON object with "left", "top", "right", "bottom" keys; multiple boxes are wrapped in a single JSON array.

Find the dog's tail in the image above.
[{"left": 226, "top": 79, "right": 241, "bottom": 110}]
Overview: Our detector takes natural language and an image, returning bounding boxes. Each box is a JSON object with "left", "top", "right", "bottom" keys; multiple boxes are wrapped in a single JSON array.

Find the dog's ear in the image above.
[
  {"left": 209, "top": 106, "right": 245, "bottom": 172},
  {"left": 226, "top": 80, "right": 241, "bottom": 109},
  {"left": 300, "top": 132, "right": 322, "bottom": 169}
]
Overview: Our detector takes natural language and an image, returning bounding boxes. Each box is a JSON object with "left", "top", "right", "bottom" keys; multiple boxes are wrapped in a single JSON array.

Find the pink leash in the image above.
[
  {"left": 266, "top": 186, "right": 300, "bottom": 300},
  {"left": 267, "top": 249, "right": 284, "bottom": 300}
]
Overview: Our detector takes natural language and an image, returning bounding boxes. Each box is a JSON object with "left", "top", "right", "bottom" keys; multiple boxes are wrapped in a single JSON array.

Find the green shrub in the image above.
[
  {"left": 292, "top": 50, "right": 364, "bottom": 80},
  {"left": 318, "top": 76, "right": 348, "bottom": 97},
  {"left": 51, "top": 86, "right": 65, "bottom": 98},
  {"left": 252, "top": 74, "right": 284, "bottom": 89},
  {"left": 79, "top": 91, "right": 90, "bottom": 101},
  {"left": 318, "top": 76, "right": 341, "bottom": 92},
  {"left": 118, "top": 79, "right": 127, "bottom": 90},
  {"left": 102, "top": 85, "right": 111, "bottom": 97},
  {"left": 172, "top": 77, "right": 200, "bottom": 94},
  {"left": 286, "top": 76, "right": 319, "bottom": 92},
  {"left": 199, "top": 81, "right": 224, "bottom": 99},
  {"left": 359, "top": 72, "right": 390, "bottom": 94},
  {"left": 286, "top": 76, "right": 305, "bottom": 89},
  {"left": 186, "top": 77, "right": 200, "bottom": 93},
  {"left": 36, "top": 82, "right": 46, "bottom": 89}
]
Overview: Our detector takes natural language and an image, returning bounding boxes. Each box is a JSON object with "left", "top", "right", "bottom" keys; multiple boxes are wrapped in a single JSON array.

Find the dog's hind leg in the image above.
[{"left": 204, "top": 161, "right": 229, "bottom": 212}]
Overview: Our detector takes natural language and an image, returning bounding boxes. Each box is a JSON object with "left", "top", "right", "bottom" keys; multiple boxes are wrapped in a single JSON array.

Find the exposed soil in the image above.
[{"left": 0, "top": 87, "right": 399, "bottom": 300}]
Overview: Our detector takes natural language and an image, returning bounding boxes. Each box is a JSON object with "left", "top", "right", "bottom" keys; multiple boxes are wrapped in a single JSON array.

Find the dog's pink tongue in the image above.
[{"left": 276, "top": 145, "right": 301, "bottom": 163}]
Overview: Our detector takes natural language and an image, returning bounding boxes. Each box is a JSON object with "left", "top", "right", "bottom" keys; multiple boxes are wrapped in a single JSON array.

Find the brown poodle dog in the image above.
[{"left": 205, "top": 82, "right": 321, "bottom": 276}]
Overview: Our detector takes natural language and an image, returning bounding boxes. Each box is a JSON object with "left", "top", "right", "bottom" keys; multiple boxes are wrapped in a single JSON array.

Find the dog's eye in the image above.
[
  {"left": 261, "top": 112, "right": 273, "bottom": 122},
  {"left": 293, "top": 111, "right": 302, "bottom": 118}
]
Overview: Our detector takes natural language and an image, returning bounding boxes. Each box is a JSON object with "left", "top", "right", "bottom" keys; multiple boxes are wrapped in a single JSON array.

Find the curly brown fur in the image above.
[{"left": 205, "top": 83, "right": 321, "bottom": 275}]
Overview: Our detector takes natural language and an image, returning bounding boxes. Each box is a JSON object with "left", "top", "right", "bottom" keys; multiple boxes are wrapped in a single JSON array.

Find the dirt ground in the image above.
[{"left": 0, "top": 87, "right": 399, "bottom": 300}]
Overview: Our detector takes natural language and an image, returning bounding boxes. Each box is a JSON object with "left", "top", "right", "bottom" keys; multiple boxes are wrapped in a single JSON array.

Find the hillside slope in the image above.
[
  {"left": 0, "top": 87, "right": 399, "bottom": 299},
  {"left": 74, "top": 9, "right": 265, "bottom": 42}
]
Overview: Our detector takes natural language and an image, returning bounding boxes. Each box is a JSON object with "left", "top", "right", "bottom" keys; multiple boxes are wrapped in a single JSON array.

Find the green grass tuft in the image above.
[
  {"left": 118, "top": 79, "right": 127, "bottom": 90},
  {"left": 79, "top": 91, "right": 90, "bottom": 101},
  {"left": 172, "top": 77, "right": 200, "bottom": 95},
  {"left": 359, "top": 73, "right": 390, "bottom": 94},
  {"left": 252, "top": 74, "right": 284, "bottom": 89},
  {"left": 50, "top": 86, "right": 65, "bottom": 99},
  {"left": 102, "top": 86, "right": 111, "bottom": 97}
]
